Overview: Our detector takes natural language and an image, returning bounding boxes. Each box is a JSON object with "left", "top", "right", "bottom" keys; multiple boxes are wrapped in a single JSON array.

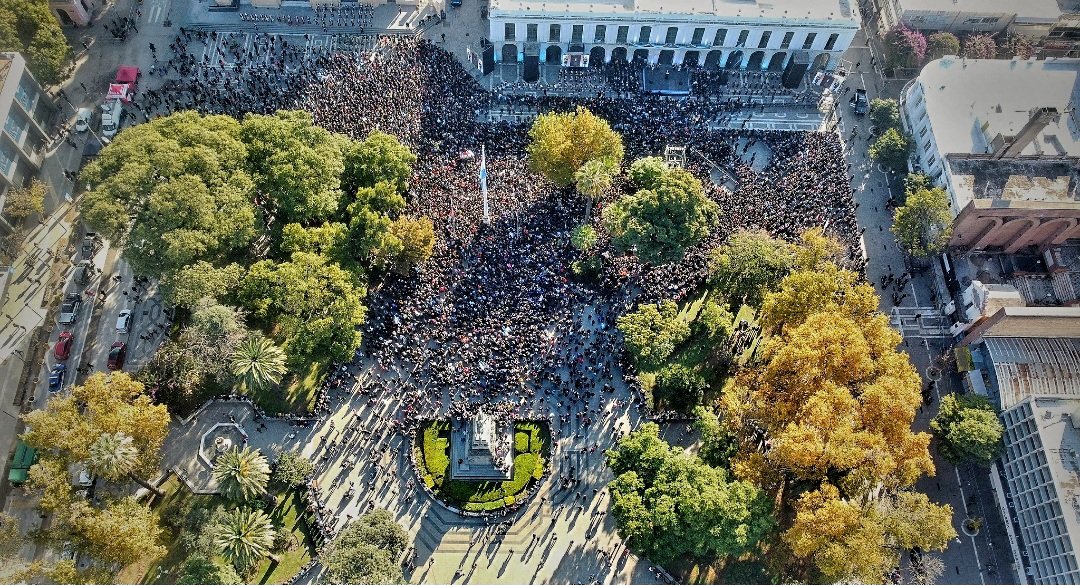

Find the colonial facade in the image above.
[{"left": 487, "top": 0, "right": 859, "bottom": 71}]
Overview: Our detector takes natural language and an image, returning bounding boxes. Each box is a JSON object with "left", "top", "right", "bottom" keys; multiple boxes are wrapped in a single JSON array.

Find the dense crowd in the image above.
[{"left": 141, "top": 33, "right": 862, "bottom": 426}]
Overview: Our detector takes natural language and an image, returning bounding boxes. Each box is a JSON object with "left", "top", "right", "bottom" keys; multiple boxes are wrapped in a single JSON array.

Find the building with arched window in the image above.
[{"left": 488, "top": 0, "right": 859, "bottom": 72}]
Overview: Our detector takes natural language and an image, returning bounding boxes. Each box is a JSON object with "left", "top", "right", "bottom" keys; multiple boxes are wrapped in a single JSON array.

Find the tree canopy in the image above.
[
  {"left": 22, "top": 372, "right": 169, "bottom": 478},
  {"left": 963, "top": 34, "right": 997, "bottom": 59},
  {"left": 931, "top": 393, "right": 1004, "bottom": 466},
  {"left": 238, "top": 252, "right": 366, "bottom": 367},
  {"left": 869, "top": 127, "right": 911, "bottom": 170},
  {"left": 321, "top": 509, "right": 409, "bottom": 585},
  {"left": 240, "top": 110, "right": 349, "bottom": 224},
  {"left": 343, "top": 130, "right": 417, "bottom": 196},
  {"left": 603, "top": 165, "right": 719, "bottom": 264},
  {"left": 0, "top": 0, "right": 70, "bottom": 85},
  {"left": 616, "top": 300, "right": 690, "bottom": 369},
  {"left": 927, "top": 32, "right": 961, "bottom": 59},
  {"left": 605, "top": 423, "right": 773, "bottom": 564},
  {"left": 892, "top": 186, "right": 953, "bottom": 258},
  {"left": 527, "top": 106, "right": 625, "bottom": 188},
  {"left": 79, "top": 112, "right": 259, "bottom": 279},
  {"left": 886, "top": 25, "right": 927, "bottom": 68},
  {"left": 869, "top": 98, "right": 901, "bottom": 132},
  {"left": 709, "top": 230, "right": 794, "bottom": 308}
]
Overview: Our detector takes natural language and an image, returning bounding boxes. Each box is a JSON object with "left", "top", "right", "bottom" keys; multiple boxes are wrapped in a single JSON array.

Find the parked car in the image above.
[
  {"left": 116, "top": 310, "right": 132, "bottom": 334},
  {"left": 74, "top": 260, "right": 95, "bottom": 285},
  {"left": 48, "top": 364, "right": 66, "bottom": 391},
  {"left": 75, "top": 108, "right": 92, "bottom": 133},
  {"left": 850, "top": 88, "right": 869, "bottom": 115},
  {"left": 81, "top": 233, "right": 99, "bottom": 259},
  {"left": 59, "top": 294, "right": 82, "bottom": 325},
  {"left": 106, "top": 342, "right": 126, "bottom": 371},
  {"left": 54, "top": 331, "right": 73, "bottom": 360}
]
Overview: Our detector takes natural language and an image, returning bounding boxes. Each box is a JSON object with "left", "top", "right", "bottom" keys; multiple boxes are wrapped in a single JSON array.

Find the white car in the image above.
[
  {"left": 74, "top": 108, "right": 92, "bottom": 133},
  {"left": 116, "top": 309, "right": 132, "bottom": 334}
]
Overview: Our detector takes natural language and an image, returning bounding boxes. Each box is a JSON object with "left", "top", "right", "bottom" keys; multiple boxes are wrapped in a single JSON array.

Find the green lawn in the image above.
[
  {"left": 117, "top": 477, "right": 316, "bottom": 585},
  {"left": 249, "top": 359, "right": 327, "bottom": 415},
  {"left": 417, "top": 420, "right": 549, "bottom": 512}
]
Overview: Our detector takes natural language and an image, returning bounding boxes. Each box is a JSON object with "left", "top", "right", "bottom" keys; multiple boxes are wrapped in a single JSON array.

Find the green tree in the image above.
[
  {"left": 79, "top": 111, "right": 259, "bottom": 279},
  {"left": 213, "top": 447, "right": 270, "bottom": 502},
  {"left": 869, "top": 127, "right": 911, "bottom": 170},
  {"left": 321, "top": 509, "right": 408, "bottom": 585},
  {"left": 3, "top": 178, "right": 47, "bottom": 220},
  {"left": 0, "top": 0, "right": 70, "bottom": 85},
  {"left": 240, "top": 110, "right": 349, "bottom": 224},
  {"left": 930, "top": 393, "right": 1004, "bottom": 466},
  {"left": 87, "top": 431, "right": 164, "bottom": 497},
  {"left": 605, "top": 424, "right": 773, "bottom": 564},
  {"left": 616, "top": 300, "right": 691, "bottom": 368},
  {"left": 868, "top": 98, "right": 901, "bottom": 132},
  {"left": 603, "top": 167, "right": 719, "bottom": 264},
  {"left": 654, "top": 363, "right": 707, "bottom": 412},
  {"left": 231, "top": 335, "right": 287, "bottom": 392},
  {"left": 628, "top": 156, "right": 669, "bottom": 190},
  {"left": 927, "top": 32, "right": 961, "bottom": 59},
  {"left": 271, "top": 451, "right": 315, "bottom": 489},
  {"left": 574, "top": 157, "right": 616, "bottom": 219},
  {"left": 176, "top": 556, "right": 243, "bottom": 585},
  {"left": 212, "top": 507, "right": 275, "bottom": 571},
  {"left": 237, "top": 252, "right": 366, "bottom": 367},
  {"left": 694, "top": 300, "right": 734, "bottom": 343},
  {"left": 161, "top": 262, "right": 245, "bottom": 309},
  {"left": 693, "top": 406, "right": 738, "bottom": 468},
  {"left": 343, "top": 130, "right": 416, "bottom": 195},
  {"left": 279, "top": 222, "right": 350, "bottom": 266},
  {"left": 709, "top": 230, "right": 794, "bottom": 308},
  {"left": 891, "top": 186, "right": 953, "bottom": 258},
  {"left": 570, "top": 224, "right": 599, "bottom": 252},
  {"left": 527, "top": 106, "right": 625, "bottom": 188},
  {"left": 1003, "top": 34, "right": 1035, "bottom": 59},
  {"left": 963, "top": 34, "right": 997, "bottom": 59}
]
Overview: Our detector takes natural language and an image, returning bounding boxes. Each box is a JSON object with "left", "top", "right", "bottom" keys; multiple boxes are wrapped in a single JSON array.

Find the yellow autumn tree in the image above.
[
  {"left": 526, "top": 106, "right": 625, "bottom": 188},
  {"left": 22, "top": 372, "right": 170, "bottom": 479}
]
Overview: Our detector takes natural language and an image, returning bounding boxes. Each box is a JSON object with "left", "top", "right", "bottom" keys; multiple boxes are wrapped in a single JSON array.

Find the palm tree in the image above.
[
  {"left": 231, "top": 336, "right": 287, "bottom": 393},
  {"left": 87, "top": 431, "right": 164, "bottom": 497},
  {"left": 574, "top": 158, "right": 615, "bottom": 220},
  {"left": 212, "top": 507, "right": 276, "bottom": 570},
  {"left": 213, "top": 446, "right": 270, "bottom": 502}
]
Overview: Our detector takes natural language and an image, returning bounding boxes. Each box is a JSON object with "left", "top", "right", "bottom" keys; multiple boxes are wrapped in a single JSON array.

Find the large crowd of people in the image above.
[{"left": 138, "top": 32, "right": 862, "bottom": 429}]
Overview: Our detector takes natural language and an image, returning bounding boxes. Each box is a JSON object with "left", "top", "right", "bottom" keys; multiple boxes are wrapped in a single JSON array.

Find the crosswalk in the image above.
[
  {"left": 891, "top": 306, "right": 953, "bottom": 337},
  {"left": 195, "top": 31, "right": 379, "bottom": 70}
]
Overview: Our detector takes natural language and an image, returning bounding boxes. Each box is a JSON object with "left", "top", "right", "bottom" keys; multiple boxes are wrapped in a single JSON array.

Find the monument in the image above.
[{"left": 450, "top": 410, "right": 513, "bottom": 481}]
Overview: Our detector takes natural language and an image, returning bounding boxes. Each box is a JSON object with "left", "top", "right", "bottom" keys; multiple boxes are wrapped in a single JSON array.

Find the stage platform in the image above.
[{"left": 641, "top": 66, "right": 691, "bottom": 95}]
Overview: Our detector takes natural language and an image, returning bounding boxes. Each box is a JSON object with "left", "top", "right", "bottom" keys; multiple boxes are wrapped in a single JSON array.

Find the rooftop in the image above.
[
  {"left": 1012, "top": 397, "right": 1080, "bottom": 566},
  {"left": 488, "top": 0, "right": 856, "bottom": 23},
  {"left": 983, "top": 336, "right": 1080, "bottom": 409},
  {"left": 946, "top": 155, "right": 1080, "bottom": 212},
  {"left": 913, "top": 57, "right": 1080, "bottom": 160},
  {"left": 898, "top": 0, "right": 1062, "bottom": 21}
]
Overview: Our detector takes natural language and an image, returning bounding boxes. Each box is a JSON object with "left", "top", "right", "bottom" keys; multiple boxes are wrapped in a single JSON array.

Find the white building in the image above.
[
  {"left": 0, "top": 53, "right": 55, "bottom": 236},
  {"left": 901, "top": 57, "right": 1080, "bottom": 212},
  {"left": 870, "top": 0, "right": 1062, "bottom": 38},
  {"left": 487, "top": 0, "right": 859, "bottom": 72}
]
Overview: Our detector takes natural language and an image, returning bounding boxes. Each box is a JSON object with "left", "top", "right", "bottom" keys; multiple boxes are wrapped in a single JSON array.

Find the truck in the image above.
[{"left": 100, "top": 99, "right": 122, "bottom": 138}]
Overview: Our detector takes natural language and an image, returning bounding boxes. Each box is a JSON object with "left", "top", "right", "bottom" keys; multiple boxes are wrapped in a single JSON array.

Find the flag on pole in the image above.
[{"left": 479, "top": 145, "right": 490, "bottom": 224}]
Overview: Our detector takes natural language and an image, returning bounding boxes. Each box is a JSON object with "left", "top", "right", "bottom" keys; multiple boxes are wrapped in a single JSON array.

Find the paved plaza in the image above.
[{"left": 161, "top": 305, "right": 665, "bottom": 585}]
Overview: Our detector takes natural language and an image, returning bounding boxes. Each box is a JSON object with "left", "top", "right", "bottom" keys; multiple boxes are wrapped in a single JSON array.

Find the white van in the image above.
[
  {"left": 116, "top": 309, "right": 132, "bottom": 334},
  {"left": 100, "top": 99, "right": 122, "bottom": 138}
]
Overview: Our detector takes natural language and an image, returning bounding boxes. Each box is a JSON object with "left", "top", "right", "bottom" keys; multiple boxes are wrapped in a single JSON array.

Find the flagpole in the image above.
[{"left": 480, "top": 145, "right": 491, "bottom": 225}]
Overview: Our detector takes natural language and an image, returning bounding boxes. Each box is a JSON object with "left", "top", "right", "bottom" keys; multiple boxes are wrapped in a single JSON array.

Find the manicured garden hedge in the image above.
[{"left": 415, "top": 419, "right": 550, "bottom": 513}]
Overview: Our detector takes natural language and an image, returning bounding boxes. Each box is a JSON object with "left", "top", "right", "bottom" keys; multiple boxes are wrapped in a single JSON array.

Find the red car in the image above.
[
  {"left": 54, "top": 331, "right": 73, "bottom": 360},
  {"left": 106, "top": 342, "right": 126, "bottom": 371}
]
